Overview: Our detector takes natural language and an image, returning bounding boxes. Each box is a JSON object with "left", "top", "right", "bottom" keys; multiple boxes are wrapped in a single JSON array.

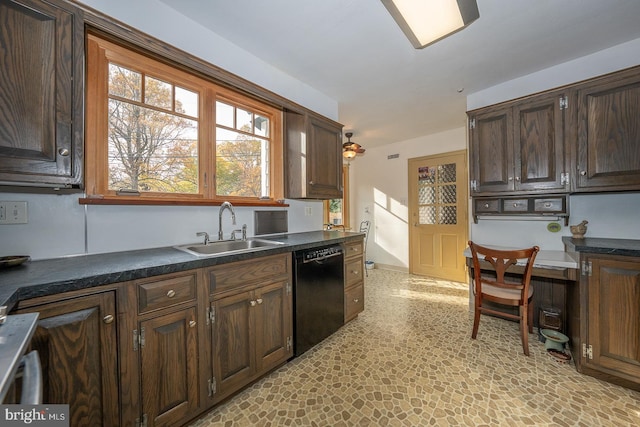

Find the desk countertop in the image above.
[{"left": 463, "top": 246, "right": 579, "bottom": 269}]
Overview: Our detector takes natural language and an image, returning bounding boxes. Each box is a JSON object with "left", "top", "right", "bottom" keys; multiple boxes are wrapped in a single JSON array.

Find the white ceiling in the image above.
[{"left": 157, "top": 0, "right": 640, "bottom": 148}]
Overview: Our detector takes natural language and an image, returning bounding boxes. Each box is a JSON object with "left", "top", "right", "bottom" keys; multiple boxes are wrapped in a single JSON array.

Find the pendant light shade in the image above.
[{"left": 381, "top": 0, "right": 479, "bottom": 49}]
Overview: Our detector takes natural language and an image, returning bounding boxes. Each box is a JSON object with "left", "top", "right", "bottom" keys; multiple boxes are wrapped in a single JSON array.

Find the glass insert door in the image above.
[{"left": 409, "top": 151, "right": 468, "bottom": 282}]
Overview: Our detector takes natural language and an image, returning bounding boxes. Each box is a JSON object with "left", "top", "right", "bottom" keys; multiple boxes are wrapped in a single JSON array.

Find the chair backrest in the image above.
[{"left": 468, "top": 241, "right": 540, "bottom": 298}]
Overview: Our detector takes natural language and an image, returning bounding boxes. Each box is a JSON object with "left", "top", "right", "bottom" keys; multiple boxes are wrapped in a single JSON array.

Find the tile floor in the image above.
[{"left": 190, "top": 269, "right": 640, "bottom": 426}]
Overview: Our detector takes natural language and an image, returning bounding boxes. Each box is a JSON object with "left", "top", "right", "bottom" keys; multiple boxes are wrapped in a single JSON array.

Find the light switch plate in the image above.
[{"left": 0, "top": 201, "right": 28, "bottom": 224}]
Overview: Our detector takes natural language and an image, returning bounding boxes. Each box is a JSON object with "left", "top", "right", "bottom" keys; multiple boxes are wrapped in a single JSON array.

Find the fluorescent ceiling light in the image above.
[{"left": 381, "top": 0, "right": 480, "bottom": 49}]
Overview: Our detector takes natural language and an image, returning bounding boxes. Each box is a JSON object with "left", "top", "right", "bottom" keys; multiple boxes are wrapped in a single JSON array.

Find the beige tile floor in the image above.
[{"left": 190, "top": 269, "right": 640, "bottom": 426}]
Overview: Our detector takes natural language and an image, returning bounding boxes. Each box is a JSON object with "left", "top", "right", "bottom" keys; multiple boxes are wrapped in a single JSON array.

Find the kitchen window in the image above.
[{"left": 84, "top": 34, "right": 283, "bottom": 204}]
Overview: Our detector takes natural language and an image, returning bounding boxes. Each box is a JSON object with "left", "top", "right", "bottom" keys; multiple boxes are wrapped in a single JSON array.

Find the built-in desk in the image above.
[{"left": 464, "top": 247, "right": 579, "bottom": 331}]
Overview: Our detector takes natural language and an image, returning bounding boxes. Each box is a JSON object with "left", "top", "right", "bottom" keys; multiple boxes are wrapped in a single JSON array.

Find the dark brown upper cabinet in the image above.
[
  {"left": 0, "top": 0, "right": 84, "bottom": 188},
  {"left": 575, "top": 66, "right": 640, "bottom": 192},
  {"left": 468, "top": 89, "right": 569, "bottom": 196},
  {"left": 284, "top": 110, "right": 343, "bottom": 199}
]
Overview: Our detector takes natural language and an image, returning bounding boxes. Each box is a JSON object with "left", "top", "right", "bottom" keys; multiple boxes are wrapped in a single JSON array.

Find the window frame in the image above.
[
  {"left": 323, "top": 164, "right": 350, "bottom": 229},
  {"left": 84, "top": 33, "right": 284, "bottom": 206}
]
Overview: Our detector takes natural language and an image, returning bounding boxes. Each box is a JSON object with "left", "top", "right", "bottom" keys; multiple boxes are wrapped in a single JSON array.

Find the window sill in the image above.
[{"left": 78, "top": 197, "right": 289, "bottom": 207}]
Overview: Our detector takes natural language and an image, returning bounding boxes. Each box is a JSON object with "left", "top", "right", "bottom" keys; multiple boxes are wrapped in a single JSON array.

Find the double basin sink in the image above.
[{"left": 175, "top": 238, "right": 284, "bottom": 257}]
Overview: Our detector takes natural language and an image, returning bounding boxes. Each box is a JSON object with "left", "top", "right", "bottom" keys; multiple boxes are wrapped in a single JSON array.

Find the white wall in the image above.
[
  {"left": 467, "top": 36, "right": 640, "bottom": 250},
  {"left": 0, "top": 0, "right": 330, "bottom": 260},
  {"left": 349, "top": 128, "right": 467, "bottom": 270}
]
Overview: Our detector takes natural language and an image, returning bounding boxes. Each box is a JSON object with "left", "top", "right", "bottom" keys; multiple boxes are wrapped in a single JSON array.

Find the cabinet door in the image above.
[
  {"left": 586, "top": 255, "right": 640, "bottom": 381},
  {"left": 513, "top": 92, "right": 567, "bottom": 192},
  {"left": 213, "top": 291, "right": 254, "bottom": 401},
  {"left": 576, "top": 67, "right": 640, "bottom": 191},
  {"left": 254, "top": 280, "right": 293, "bottom": 373},
  {"left": 0, "top": 0, "right": 83, "bottom": 187},
  {"left": 15, "top": 292, "right": 119, "bottom": 426},
  {"left": 469, "top": 106, "right": 514, "bottom": 193},
  {"left": 307, "top": 115, "right": 343, "bottom": 198},
  {"left": 140, "top": 307, "right": 199, "bottom": 427}
]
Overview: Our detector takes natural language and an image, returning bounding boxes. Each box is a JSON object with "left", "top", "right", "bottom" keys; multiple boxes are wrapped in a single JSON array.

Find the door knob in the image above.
[
  {"left": 103, "top": 314, "right": 114, "bottom": 324},
  {"left": 256, "top": 298, "right": 263, "bottom": 305},
  {"left": 250, "top": 300, "right": 257, "bottom": 307},
  {"left": 189, "top": 320, "right": 196, "bottom": 328},
  {"left": 167, "top": 290, "right": 176, "bottom": 298}
]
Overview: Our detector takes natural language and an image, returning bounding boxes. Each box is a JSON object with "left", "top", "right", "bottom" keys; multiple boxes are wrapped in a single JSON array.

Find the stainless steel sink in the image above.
[{"left": 174, "top": 238, "right": 284, "bottom": 257}]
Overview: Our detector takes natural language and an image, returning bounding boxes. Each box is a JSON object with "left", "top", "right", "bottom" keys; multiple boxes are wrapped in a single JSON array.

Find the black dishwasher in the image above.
[{"left": 293, "top": 245, "right": 344, "bottom": 356}]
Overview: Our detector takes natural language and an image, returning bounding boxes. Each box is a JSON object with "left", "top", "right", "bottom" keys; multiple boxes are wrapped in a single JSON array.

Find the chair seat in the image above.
[{"left": 480, "top": 281, "right": 533, "bottom": 301}]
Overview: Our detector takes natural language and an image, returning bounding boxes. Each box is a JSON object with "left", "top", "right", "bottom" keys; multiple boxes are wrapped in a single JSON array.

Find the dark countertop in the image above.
[
  {"left": 0, "top": 231, "right": 363, "bottom": 311},
  {"left": 562, "top": 236, "right": 640, "bottom": 257}
]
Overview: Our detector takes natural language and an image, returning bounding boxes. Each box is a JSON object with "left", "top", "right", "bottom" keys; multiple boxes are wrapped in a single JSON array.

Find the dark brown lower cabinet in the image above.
[
  {"left": 14, "top": 291, "right": 120, "bottom": 426},
  {"left": 212, "top": 279, "right": 293, "bottom": 403},
  {"left": 569, "top": 254, "right": 640, "bottom": 391},
  {"left": 139, "top": 307, "right": 200, "bottom": 427}
]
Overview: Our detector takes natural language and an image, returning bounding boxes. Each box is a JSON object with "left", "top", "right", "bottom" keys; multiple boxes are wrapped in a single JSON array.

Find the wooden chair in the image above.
[{"left": 468, "top": 241, "right": 540, "bottom": 356}]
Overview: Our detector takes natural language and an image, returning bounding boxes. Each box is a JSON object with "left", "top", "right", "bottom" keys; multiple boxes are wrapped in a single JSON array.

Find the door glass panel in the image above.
[
  {"left": 419, "top": 206, "right": 436, "bottom": 224},
  {"left": 416, "top": 163, "right": 457, "bottom": 225}
]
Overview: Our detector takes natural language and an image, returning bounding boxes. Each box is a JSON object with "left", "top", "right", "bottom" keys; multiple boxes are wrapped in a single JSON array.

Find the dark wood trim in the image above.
[
  {"left": 68, "top": 0, "right": 341, "bottom": 128},
  {"left": 78, "top": 197, "right": 289, "bottom": 207}
]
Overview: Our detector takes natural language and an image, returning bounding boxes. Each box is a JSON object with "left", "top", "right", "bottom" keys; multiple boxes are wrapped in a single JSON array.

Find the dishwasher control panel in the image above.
[{"left": 302, "top": 245, "right": 343, "bottom": 262}]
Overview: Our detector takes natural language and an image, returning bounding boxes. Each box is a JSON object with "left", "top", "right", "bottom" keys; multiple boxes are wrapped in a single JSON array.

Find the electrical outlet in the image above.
[{"left": 0, "top": 201, "right": 28, "bottom": 224}]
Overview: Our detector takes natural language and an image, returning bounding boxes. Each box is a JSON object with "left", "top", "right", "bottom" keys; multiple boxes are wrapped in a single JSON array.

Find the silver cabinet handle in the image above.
[
  {"left": 189, "top": 320, "right": 196, "bottom": 328},
  {"left": 309, "top": 181, "right": 314, "bottom": 185},
  {"left": 256, "top": 298, "right": 263, "bottom": 305},
  {"left": 484, "top": 203, "right": 489, "bottom": 208},
  {"left": 515, "top": 176, "right": 520, "bottom": 181},
  {"left": 58, "top": 148, "right": 70, "bottom": 157},
  {"left": 544, "top": 202, "right": 552, "bottom": 208},
  {"left": 580, "top": 170, "right": 586, "bottom": 176},
  {"left": 103, "top": 314, "right": 114, "bottom": 324},
  {"left": 354, "top": 298, "right": 359, "bottom": 303},
  {"left": 167, "top": 290, "right": 176, "bottom": 298},
  {"left": 508, "top": 177, "right": 513, "bottom": 181},
  {"left": 250, "top": 300, "right": 257, "bottom": 307}
]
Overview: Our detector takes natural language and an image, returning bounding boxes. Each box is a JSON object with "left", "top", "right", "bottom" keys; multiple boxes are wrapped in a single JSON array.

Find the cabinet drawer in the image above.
[
  {"left": 474, "top": 198, "right": 500, "bottom": 213},
  {"left": 345, "top": 283, "right": 364, "bottom": 322},
  {"left": 208, "top": 253, "right": 291, "bottom": 295},
  {"left": 502, "top": 199, "right": 529, "bottom": 212},
  {"left": 533, "top": 197, "right": 565, "bottom": 213},
  {"left": 345, "top": 258, "right": 364, "bottom": 287},
  {"left": 344, "top": 241, "right": 364, "bottom": 259},
  {"left": 137, "top": 271, "right": 197, "bottom": 314}
]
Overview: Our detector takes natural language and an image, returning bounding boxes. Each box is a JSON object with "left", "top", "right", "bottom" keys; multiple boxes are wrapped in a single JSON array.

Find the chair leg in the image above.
[
  {"left": 527, "top": 301, "right": 534, "bottom": 333},
  {"left": 520, "top": 305, "right": 530, "bottom": 356},
  {"left": 471, "top": 305, "right": 481, "bottom": 339}
]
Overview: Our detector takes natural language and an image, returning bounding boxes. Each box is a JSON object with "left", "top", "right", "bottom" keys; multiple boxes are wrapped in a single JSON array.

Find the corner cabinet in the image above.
[
  {"left": 568, "top": 252, "right": 640, "bottom": 391},
  {"left": 284, "top": 110, "right": 343, "bottom": 199},
  {"left": 0, "top": 0, "right": 84, "bottom": 188},
  {"left": 575, "top": 66, "right": 640, "bottom": 192},
  {"left": 468, "top": 89, "right": 569, "bottom": 196},
  {"left": 206, "top": 253, "right": 293, "bottom": 403},
  {"left": 13, "top": 290, "right": 120, "bottom": 426}
]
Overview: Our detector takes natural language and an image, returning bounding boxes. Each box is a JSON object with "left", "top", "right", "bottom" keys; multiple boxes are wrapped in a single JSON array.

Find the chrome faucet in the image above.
[{"left": 218, "top": 201, "right": 236, "bottom": 240}]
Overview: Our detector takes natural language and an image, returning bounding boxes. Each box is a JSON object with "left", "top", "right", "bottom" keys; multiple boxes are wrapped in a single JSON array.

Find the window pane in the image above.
[
  {"left": 439, "top": 206, "right": 457, "bottom": 225},
  {"left": 439, "top": 184, "right": 457, "bottom": 204},
  {"left": 175, "top": 86, "right": 199, "bottom": 118},
  {"left": 329, "top": 199, "right": 343, "bottom": 225},
  {"left": 216, "top": 101, "right": 234, "bottom": 127},
  {"left": 254, "top": 114, "right": 269, "bottom": 137},
  {"left": 216, "top": 127, "right": 267, "bottom": 197},
  {"left": 109, "top": 64, "right": 141, "bottom": 101},
  {"left": 236, "top": 108, "right": 252, "bottom": 132},
  {"left": 108, "top": 99, "right": 198, "bottom": 193},
  {"left": 144, "top": 76, "right": 172, "bottom": 109},
  {"left": 419, "top": 206, "right": 436, "bottom": 224}
]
